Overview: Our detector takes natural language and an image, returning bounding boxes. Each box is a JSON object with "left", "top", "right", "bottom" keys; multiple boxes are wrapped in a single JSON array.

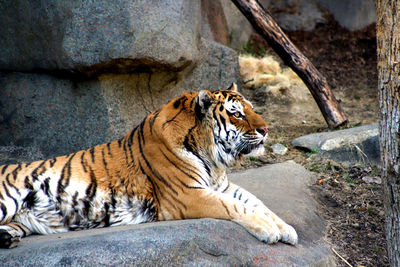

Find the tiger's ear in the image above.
[
  {"left": 195, "top": 90, "right": 213, "bottom": 120},
  {"left": 226, "top": 82, "right": 238, "bottom": 92}
]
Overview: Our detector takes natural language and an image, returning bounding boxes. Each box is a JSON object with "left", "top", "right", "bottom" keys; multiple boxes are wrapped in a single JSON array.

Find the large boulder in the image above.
[
  {"left": 0, "top": 38, "right": 240, "bottom": 160},
  {"left": 0, "top": 0, "right": 200, "bottom": 74},
  {"left": 292, "top": 124, "right": 380, "bottom": 165},
  {"left": 0, "top": 1, "right": 240, "bottom": 160},
  {"left": 316, "top": 0, "right": 376, "bottom": 31},
  {"left": 0, "top": 162, "right": 335, "bottom": 266}
]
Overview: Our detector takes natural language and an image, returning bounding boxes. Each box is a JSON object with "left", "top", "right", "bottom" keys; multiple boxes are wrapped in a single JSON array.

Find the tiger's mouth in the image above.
[{"left": 240, "top": 139, "right": 265, "bottom": 156}]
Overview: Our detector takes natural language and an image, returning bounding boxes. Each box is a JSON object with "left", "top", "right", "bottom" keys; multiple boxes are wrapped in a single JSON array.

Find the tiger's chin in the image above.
[{"left": 241, "top": 142, "right": 265, "bottom": 158}]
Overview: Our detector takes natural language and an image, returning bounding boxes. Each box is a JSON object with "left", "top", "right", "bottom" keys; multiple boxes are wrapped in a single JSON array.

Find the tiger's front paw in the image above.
[
  {"left": 236, "top": 213, "right": 282, "bottom": 244},
  {"left": 279, "top": 223, "right": 298, "bottom": 245}
]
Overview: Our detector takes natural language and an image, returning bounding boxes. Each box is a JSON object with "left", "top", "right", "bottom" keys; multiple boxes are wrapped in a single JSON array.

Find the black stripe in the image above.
[
  {"left": 173, "top": 96, "right": 188, "bottom": 109},
  {"left": 81, "top": 152, "right": 88, "bottom": 173},
  {"left": 11, "top": 164, "right": 22, "bottom": 181},
  {"left": 1, "top": 165, "right": 9, "bottom": 175},
  {"left": 125, "top": 126, "right": 138, "bottom": 163},
  {"left": 5, "top": 173, "right": 20, "bottom": 196},
  {"left": 101, "top": 148, "right": 111, "bottom": 178},
  {"left": 219, "top": 114, "right": 227, "bottom": 134},
  {"left": 238, "top": 193, "right": 242, "bottom": 200},
  {"left": 122, "top": 139, "right": 130, "bottom": 164},
  {"left": 163, "top": 189, "right": 187, "bottom": 210},
  {"left": 3, "top": 181, "right": 18, "bottom": 213},
  {"left": 212, "top": 106, "right": 222, "bottom": 136},
  {"left": 83, "top": 200, "right": 91, "bottom": 218},
  {"left": 149, "top": 110, "right": 160, "bottom": 134},
  {"left": 57, "top": 153, "right": 75, "bottom": 196},
  {"left": 86, "top": 168, "right": 97, "bottom": 201},
  {"left": 117, "top": 139, "right": 122, "bottom": 147},
  {"left": 31, "top": 161, "right": 46, "bottom": 181},
  {"left": 89, "top": 148, "right": 95, "bottom": 163},
  {"left": 138, "top": 133, "right": 178, "bottom": 196},
  {"left": 159, "top": 148, "right": 205, "bottom": 186},
  {"left": 111, "top": 189, "right": 117, "bottom": 208},
  {"left": 138, "top": 163, "right": 160, "bottom": 206},
  {"left": 49, "top": 158, "right": 57, "bottom": 168},
  {"left": 104, "top": 202, "right": 110, "bottom": 227},
  {"left": 221, "top": 182, "right": 229, "bottom": 193},
  {"left": 139, "top": 119, "right": 146, "bottom": 145},
  {"left": 24, "top": 176, "right": 33, "bottom": 190},
  {"left": 183, "top": 131, "right": 211, "bottom": 180},
  {"left": 42, "top": 178, "right": 51, "bottom": 196},
  {"left": 162, "top": 144, "right": 203, "bottom": 179},
  {"left": 106, "top": 142, "right": 112, "bottom": 157},
  {"left": 233, "top": 188, "right": 239, "bottom": 198},
  {"left": 127, "top": 125, "right": 138, "bottom": 146},
  {"left": 162, "top": 108, "right": 184, "bottom": 129},
  {"left": 0, "top": 202, "right": 7, "bottom": 219},
  {"left": 24, "top": 191, "right": 36, "bottom": 209},
  {"left": 72, "top": 191, "right": 79, "bottom": 206},
  {"left": 24, "top": 162, "right": 33, "bottom": 168},
  {"left": 14, "top": 223, "right": 27, "bottom": 237},
  {"left": 175, "top": 175, "right": 204, "bottom": 190}
]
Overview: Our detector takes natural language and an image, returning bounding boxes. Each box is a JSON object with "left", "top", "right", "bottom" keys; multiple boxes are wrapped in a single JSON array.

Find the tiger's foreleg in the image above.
[
  {"left": 0, "top": 222, "right": 32, "bottom": 248},
  {"left": 176, "top": 189, "right": 295, "bottom": 245},
  {"left": 222, "top": 182, "right": 298, "bottom": 244}
]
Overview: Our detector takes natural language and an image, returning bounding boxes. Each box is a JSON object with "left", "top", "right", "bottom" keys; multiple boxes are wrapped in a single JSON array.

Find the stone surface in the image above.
[
  {"left": 0, "top": 40, "right": 240, "bottom": 160},
  {"left": 0, "top": 0, "right": 200, "bottom": 75},
  {"left": 0, "top": 146, "right": 44, "bottom": 165},
  {"left": 0, "top": 72, "right": 109, "bottom": 159},
  {"left": 0, "top": 162, "right": 335, "bottom": 266},
  {"left": 292, "top": 124, "right": 380, "bottom": 165},
  {"left": 271, "top": 143, "right": 288, "bottom": 155},
  {"left": 317, "top": 0, "right": 376, "bottom": 31},
  {"left": 220, "top": 0, "right": 254, "bottom": 49},
  {"left": 271, "top": 0, "right": 326, "bottom": 32}
]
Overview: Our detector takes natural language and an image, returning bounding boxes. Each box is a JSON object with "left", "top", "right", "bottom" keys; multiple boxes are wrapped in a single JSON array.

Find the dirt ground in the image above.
[{"left": 238, "top": 18, "right": 388, "bottom": 267}]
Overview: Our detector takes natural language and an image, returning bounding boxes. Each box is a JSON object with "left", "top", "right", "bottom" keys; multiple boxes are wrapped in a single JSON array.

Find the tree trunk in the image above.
[
  {"left": 231, "top": 0, "right": 347, "bottom": 128},
  {"left": 376, "top": 1, "right": 400, "bottom": 266}
]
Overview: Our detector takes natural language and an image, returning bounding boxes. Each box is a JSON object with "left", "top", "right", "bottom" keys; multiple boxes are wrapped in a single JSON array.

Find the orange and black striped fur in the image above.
[{"left": 0, "top": 83, "right": 297, "bottom": 248}]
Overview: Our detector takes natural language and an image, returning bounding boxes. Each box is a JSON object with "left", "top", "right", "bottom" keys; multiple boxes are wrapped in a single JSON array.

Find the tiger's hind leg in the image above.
[{"left": 0, "top": 222, "right": 32, "bottom": 248}]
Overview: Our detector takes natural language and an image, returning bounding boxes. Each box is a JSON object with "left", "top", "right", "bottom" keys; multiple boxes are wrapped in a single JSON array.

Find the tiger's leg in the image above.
[
  {"left": 0, "top": 222, "right": 32, "bottom": 249},
  {"left": 222, "top": 182, "right": 298, "bottom": 245},
  {"left": 168, "top": 189, "right": 289, "bottom": 244}
]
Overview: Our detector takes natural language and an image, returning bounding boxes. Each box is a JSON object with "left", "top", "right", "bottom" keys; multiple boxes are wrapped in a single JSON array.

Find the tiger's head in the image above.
[
  {"left": 156, "top": 83, "right": 268, "bottom": 169},
  {"left": 185, "top": 84, "right": 268, "bottom": 166}
]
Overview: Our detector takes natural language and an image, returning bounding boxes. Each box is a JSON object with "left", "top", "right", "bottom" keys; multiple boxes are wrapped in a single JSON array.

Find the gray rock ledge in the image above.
[{"left": 0, "top": 162, "right": 335, "bottom": 266}]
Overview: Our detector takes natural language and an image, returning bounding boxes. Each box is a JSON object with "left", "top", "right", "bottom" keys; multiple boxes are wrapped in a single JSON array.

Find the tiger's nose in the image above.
[{"left": 256, "top": 126, "right": 269, "bottom": 136}]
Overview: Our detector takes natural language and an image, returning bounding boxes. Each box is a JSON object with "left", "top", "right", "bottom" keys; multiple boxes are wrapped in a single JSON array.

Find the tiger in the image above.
[{"left": 0, "top": 83, "right": 297, "bottom": 248}]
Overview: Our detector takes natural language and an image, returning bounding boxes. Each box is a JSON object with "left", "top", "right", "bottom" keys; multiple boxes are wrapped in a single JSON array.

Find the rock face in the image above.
[
  {"left": 292, "top": 124, "right": 380, "bottom": 165},
  {"left": 0, "top": 0, "right": 199, "bottom": 73},
  {"left": 317, "top": 0, "right": 376, "bottom": 31},
  {"left": 0, "top": 162, "right": 335, "bottom": 266},
  {"left": 0, "top": 1, "right": 240, "bottom": 160}
]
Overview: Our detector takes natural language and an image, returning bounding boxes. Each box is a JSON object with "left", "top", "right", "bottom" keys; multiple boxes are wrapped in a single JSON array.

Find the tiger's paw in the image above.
[
  {"left": 237, "top": 213, "right": 282, "bottom": 244},
  {"left": 279, "top": 223, "right": 298, "bottom": 245},
  {"left": 0, "top": 229, "right": 20, "bottom": 249}
]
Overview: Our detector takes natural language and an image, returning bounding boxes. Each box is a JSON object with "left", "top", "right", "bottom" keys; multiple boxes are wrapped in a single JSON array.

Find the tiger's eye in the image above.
[{"left": 234, "top": 112, "right": 241, "bottom": 118}]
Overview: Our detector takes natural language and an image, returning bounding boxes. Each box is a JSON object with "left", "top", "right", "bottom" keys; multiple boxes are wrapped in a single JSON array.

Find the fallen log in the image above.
[{"left": 231, "top": 0, "right": 348, "bottom": 128}]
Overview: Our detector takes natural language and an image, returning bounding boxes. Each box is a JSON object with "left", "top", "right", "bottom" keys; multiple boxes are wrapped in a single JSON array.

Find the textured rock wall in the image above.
[{"left": 0, "top": 0, "right": 240, "bottom": 160}]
